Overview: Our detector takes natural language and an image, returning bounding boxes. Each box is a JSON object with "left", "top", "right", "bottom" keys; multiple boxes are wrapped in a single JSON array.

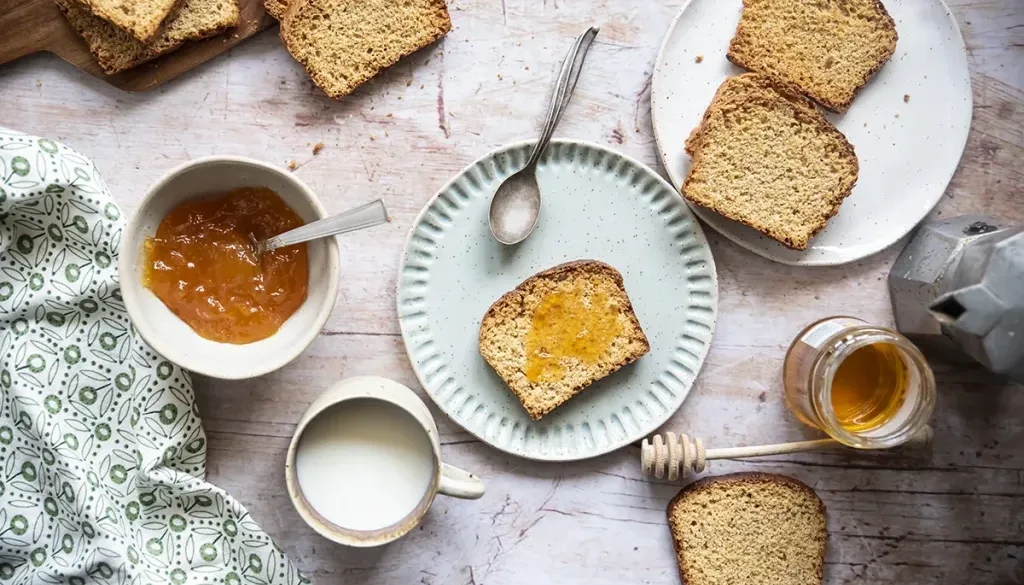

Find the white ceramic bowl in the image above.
[{"left": 119, "top": 156, "right": 340, "bottom": 379}]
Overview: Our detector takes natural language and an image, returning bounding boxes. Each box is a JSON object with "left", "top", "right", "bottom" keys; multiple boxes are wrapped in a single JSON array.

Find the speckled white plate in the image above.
[
  {"left": 397, "top": 140, "right": 717, "bottom": 461},
  {"left": 652, "top": 0, "right": 972, "bottom": 265}
]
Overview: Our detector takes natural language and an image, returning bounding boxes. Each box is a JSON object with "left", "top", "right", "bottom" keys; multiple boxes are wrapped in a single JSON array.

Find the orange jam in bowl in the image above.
[{"left": 142, "top": 187, "right": 309, "bottom": 344}]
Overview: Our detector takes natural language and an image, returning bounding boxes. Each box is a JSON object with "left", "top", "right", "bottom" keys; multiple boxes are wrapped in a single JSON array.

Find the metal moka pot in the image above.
[{"left": 888, "top": 215, "right": 1023, "bottom": 382}]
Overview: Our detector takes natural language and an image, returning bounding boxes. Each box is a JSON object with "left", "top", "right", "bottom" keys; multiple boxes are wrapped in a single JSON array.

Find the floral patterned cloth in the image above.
[{"left": 0, "top": 128, "right": 305, "bottom": 585}]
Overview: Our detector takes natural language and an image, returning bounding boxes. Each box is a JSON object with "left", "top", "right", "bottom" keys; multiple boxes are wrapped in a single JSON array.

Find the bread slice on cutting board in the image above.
[
  {"left": 280, "top": 0, "right": 451, "bottom": 100},
  {"left": 67, "top": 0, "right": 183, "bottom": 43},
  {"left": 727, "top": 0, "right": 898, "bottom": 112},
  {"left": 57, "top": 0, "right": 240, "bottom": 75},
  {"left": 479, "top": 261, "right": 650, "bottom": 420},
  {"left": 668, "top": 472, "right": 827, "bottom": 585},
  {"left": 683, "top": 73, "right": 859, "bottom": 250}
]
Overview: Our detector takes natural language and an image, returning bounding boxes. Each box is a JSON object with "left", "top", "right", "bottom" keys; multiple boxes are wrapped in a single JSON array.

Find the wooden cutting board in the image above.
[{"left": 0, "top": 0, "right": 275, "bottom": 91}]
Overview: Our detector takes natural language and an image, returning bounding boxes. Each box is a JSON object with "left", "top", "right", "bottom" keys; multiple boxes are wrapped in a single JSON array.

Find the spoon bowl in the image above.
[
  {"left": 488, "top": 26, "right": 598, "bottom": 245},
  {"left": 488, "top": 167, "right": 542, "bottom": 245}
]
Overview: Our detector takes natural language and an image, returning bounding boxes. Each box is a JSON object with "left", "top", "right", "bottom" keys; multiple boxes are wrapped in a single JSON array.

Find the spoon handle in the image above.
[
  {"left": 525, "top": 26, "right": 599, "bottom": 168},
  {"left": 261, "top": 199, "right": 389, "bottom": 253}
]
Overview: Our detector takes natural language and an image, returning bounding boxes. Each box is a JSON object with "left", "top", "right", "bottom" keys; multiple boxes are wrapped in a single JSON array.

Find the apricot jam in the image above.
[
  {"left": 142, "top": 187, "right": 308, "bottom": 344},
  {"left": 524, "top": 283, "right": 622, "bottom": 383}
]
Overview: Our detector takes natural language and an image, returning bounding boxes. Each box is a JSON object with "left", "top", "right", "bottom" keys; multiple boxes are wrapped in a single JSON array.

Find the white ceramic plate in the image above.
[
  {"left": 652, "top": 0, "right": 972, "bottom": 265},
  {"left": 397, "top": 140, "right": 717, "bottom": 461}
]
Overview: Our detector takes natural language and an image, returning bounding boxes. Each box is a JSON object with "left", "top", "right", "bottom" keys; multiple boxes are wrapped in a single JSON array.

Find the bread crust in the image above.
[
  {"left": 668, "top": 472, "right": 827, "bottom": 585},
  {"left": 726, "top": 0, "right": 898, "bottom": 112},
  {"left": 479, "top": 260, "right": 650, "bottom": 420}
]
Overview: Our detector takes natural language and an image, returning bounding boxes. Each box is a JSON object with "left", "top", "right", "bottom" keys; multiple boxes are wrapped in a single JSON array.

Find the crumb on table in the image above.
[
  {"left": 904, "top": 94, "right": 911, "bottom": 103},
  {"left": 695, "top": 55, "right": 704, "bottom": 63},
  {"left": 312, "top": 141, "right": 324, "bottom": 155},
  {"left": 287, "top": 160, "right": 297, "bottom": 171}
]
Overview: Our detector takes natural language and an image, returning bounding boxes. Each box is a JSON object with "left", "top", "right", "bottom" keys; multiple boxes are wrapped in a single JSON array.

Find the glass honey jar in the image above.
[{"left": 783, "top": 316, "right": 935, "bottom": 449}]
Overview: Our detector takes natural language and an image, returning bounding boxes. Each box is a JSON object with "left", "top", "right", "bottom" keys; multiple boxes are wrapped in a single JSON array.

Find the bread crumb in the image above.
[
  {"left": 420, "top": 84, "right": 425, "bottom": 89},
  {"left": 312, "top": 141, "right": 324, "bottom": 155},
  {"left": 407, "top": 79, "right": 412, "bottom": 86},
  {"left": 370, "top": 135, "right": 376, "bottom": 141},
  {"left": 695, "top": 55, "right": 704, "bottom": 63},
  {"left": 287, "top": 160, "right": 298, "bottom": 171},
  {"left": 863, "top": 122, "right": 868, "bottom": 127},
  {"left": 894, "top": 113, "right": 900, "bottom": 118},
  {"left": 904, "top": 94, "right": 910, "bottom": 103},
  {"left": 525, "top": 65, "right": 530, "bottom": 70},
  {"left": 35, "top": 79, "right": 42, "bottom": 87},
  {"left": 387, "top": 113, "right": 393, "bottom": 117},
  {"left": 498, "top": 74, "right": 503, "bottom": 80}
]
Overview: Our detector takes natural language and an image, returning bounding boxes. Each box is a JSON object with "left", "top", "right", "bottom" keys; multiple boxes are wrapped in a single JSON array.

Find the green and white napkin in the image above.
[{"left": 0, "top": 128, "right": 306, "bottom": 585}]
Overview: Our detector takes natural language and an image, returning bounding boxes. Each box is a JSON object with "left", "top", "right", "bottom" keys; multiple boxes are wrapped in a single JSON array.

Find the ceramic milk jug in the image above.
[{"left": 888, "top": 214, "right": 1023, "bottom": 382}]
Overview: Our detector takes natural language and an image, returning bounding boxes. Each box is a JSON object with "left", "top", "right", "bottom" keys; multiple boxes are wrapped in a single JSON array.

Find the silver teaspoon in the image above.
[
  {"left": 488, "top": 26, "right": 599, "bottom": 245},
  {"left": 250, "top": 198, "right": 389, "bottom": 256}
]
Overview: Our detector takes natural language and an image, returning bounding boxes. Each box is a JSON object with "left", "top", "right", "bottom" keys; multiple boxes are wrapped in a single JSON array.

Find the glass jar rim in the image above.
[{"left": 809, "top": 326, "right": 935, "bottom": 449}]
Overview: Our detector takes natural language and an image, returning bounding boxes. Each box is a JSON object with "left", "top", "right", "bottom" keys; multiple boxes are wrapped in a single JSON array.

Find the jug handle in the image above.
[{"left": 438, "top": 463, "right": 485, "bottom": 500}]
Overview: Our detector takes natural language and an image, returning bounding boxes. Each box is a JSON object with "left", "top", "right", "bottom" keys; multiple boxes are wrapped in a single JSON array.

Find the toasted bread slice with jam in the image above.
[{"left": 479, "top": 261, "right": 650, "bottom": 420}]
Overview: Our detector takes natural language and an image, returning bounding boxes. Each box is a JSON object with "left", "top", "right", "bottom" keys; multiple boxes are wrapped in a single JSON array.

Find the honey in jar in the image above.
[
  {"left": 142, "top": 187, "right": 308, "bottom": 344},
  {"left": 524, "top": 284, "right": 622, "bottom": 383},
  {"left": 782, "top": 316, "right": 934, "bottom": 449}
]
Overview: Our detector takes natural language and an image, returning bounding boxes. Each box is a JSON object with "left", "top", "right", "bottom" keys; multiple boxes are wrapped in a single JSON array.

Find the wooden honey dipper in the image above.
[{"left": 640, "top": 426, "right": 933, "bottom": 481}]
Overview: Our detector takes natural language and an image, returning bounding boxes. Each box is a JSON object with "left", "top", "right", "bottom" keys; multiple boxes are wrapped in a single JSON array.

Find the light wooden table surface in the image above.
[{"left": 2, "top": 1, "right": 1022, "bottom": 583}]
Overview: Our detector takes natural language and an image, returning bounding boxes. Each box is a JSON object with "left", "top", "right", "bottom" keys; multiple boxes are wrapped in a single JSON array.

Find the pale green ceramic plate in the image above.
[{"left": 398, "top": 140, "right": 717, "bottom": 461}]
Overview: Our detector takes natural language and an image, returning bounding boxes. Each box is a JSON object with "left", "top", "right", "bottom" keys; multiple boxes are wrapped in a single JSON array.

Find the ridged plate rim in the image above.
[{"left": 397, "top": 139, "right": 718, "bottom": 461}]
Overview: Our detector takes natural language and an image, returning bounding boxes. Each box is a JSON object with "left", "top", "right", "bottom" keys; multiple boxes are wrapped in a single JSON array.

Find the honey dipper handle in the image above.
[
  {"left": 705, "top": 438, "right": 839, "bottom": 460},
  {"left": 641, "top": 426, "right": 933, "bottom": 480}
]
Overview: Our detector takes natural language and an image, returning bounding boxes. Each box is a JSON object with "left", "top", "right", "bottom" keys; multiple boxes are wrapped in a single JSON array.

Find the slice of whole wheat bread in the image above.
[
  {"left": 280, "top": 0, "right": 451, "bottom": 100},
  {"left": 727, "top": 0, "right": 898, "bottom": 112},
  {"left": 264, "top": 0, "right": 289, "bottom": 20},
  {"left": 479, "top": 261, "right": 650, "bottom": 420},
  {"left": 668, "top": 472, "right": 827, "bottom": 585},
  {"left": 57, "top": 0, "right": 239, "bottom": 75},
  {"left": 67, "top": 0, "right": 183, "bottom": 43},
  {"left": 683, "top": 73, "right": 859, "bottom": 250}
]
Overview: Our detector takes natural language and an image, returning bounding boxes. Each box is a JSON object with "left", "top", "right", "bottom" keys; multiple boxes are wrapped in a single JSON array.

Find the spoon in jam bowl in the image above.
[{"left": 250, "top": 198, "right": 390, "bottom": 256}]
